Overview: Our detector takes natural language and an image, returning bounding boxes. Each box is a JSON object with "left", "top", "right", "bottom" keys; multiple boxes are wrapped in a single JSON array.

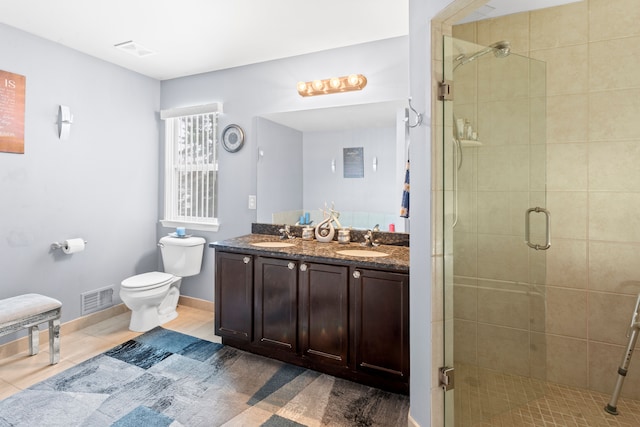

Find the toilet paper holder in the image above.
[{"left": 50, "top": 240, "right": 88, "bottom": 251}]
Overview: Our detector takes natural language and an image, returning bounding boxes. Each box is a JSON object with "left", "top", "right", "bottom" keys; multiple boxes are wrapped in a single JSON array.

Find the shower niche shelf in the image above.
[{"left": 460, "top": 139, "right": 482, "bottom": 147}]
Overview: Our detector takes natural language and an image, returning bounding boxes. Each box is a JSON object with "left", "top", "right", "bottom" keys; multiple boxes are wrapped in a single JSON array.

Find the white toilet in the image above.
[{"left": 120, "top": 235, "right": 206, "bottom": 332}]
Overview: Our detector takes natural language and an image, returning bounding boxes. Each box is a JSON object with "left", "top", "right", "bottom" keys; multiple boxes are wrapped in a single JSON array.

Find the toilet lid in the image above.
[{"left": 121, "top": 271, "right": 174, "bottom": 290}]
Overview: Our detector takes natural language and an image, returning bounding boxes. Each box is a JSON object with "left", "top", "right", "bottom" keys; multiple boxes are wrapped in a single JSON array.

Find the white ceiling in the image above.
[
  {"left": 0, "top": 0, "right": 582, "bottom": 131},
  {"left": 0, "top": 1, "right": 581, "bottom": 82}
]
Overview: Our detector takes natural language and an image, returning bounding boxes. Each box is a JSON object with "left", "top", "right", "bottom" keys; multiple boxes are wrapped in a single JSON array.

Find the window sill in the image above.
[{"left": 160, "top": 220, "right": 220, "bottom": 232}]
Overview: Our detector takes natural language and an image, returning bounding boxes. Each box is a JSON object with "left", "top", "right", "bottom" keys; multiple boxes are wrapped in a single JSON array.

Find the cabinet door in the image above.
[
  {"left": 353, "top": 268, "right": 409, "bottom": 381},
  {"left": 254, "top": 257, "right": 298, "bottom": 352},
  {"left": 215, "top": 251, "right": 253, "bottom": 341},
  {"left": 299, "top": 262, "right": 349, "bottom": 367}
]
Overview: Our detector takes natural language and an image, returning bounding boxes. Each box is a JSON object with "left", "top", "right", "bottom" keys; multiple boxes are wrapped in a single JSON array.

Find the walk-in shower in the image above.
[{"left": 442, "top": 36, "right": 549, "bottom": 426}]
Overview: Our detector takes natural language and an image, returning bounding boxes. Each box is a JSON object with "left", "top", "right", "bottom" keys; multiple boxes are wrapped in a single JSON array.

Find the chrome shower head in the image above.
[{"left": 454, "top": 40, "right": 511, "bottom": 70}]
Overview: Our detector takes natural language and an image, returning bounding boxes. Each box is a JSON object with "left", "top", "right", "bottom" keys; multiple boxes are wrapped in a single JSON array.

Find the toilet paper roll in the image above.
[{"left": 62, "top": 238, "right": 85, "bottom": 254}]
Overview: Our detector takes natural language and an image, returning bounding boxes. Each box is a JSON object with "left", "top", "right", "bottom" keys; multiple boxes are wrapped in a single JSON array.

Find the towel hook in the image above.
[{"left": 406, "top": 97, "right": 423, "bottom": 128}]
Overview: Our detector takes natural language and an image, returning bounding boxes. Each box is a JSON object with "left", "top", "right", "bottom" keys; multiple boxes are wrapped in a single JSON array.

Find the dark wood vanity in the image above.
[{"left": 211, "top": 231, "right": 410, "bottom": 394}]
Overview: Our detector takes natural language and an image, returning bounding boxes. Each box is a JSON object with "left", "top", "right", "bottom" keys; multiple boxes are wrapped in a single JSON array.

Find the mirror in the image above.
[{"left": 256, "top": 100, "right": 409, "bottom": 232}]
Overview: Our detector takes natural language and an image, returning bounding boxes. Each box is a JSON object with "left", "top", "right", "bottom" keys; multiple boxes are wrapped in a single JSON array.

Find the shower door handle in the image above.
[{"left": 525, "top": 207, "right": 551, "bottom": 250}]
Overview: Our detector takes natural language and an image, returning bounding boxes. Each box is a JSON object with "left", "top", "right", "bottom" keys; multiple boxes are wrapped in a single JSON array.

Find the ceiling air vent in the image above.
[
  {"left": 81, "top": 286, "right": 114, "bottom": 316},
  {"left": 114, "top": 40, "right": 156, "bottom": 57}
]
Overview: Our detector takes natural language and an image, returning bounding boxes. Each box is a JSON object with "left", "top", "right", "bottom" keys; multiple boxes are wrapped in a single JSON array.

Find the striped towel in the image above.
[{"left": 400, "top": 160, "right": 410, "bottom": 218}]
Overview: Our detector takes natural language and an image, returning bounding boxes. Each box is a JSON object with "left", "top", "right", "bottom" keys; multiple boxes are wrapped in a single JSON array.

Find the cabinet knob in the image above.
[
  {"left": 300, "top": 263, "right": 308, "bottom": 272},
  {"left": 288, "top": 262, "right": 295, "bottom": 270},
  {"left": 353, "top": 270, "right": 361, "bottom": 279},
  {"left": 243, "top": 257, "right": 251, "bottom": 264}
]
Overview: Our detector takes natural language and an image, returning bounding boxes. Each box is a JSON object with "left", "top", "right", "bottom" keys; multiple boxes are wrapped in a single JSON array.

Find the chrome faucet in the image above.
[
  {"left": 362, "top": 227, "right": 380, "bottom": 247},
  {"left": 279, "top": 225, "right": 294, "bottom": 240}
]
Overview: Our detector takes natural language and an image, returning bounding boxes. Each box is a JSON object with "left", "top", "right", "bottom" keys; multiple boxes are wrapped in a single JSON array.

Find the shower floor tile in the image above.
[{"left": 454, "top": 363, "right": 640, "bottom": 427}]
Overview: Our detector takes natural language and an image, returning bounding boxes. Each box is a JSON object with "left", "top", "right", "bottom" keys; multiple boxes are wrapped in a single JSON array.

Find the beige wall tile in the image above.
[
  {"left": 477, "top": 324, "right": 530, "bottom": 376},
  {"left": 589, "top": 341, "right": 640, "bottom": 399},
  {"left": 453, "top": 281, "right": 477, "bottom": 322},
  {"left": 453, "top": 231, "right": 477, "bottom": 277},
  {"left": 590, "top": 37, "right": 640, "bottom": 91},
  {"left": 589, "top": 0, "right": 640, "bottom": 42},
  {"left": 454, "top": 319, "right": 477, "bottom": 365},
  {"left": 546, "top": 238, "right": 588, "bottom": 289},
  {"left": 546, "top": 94, "right": 588, "bottom": 143},
  {"left": 477, "top": 146, "right": 529, "bottom": 191},
  {"left": 588, "top": 292, "right": 639, "bottom": 346},
  {"left": 589, "top": 89, "right": 640, "bottom": 142},
  {"left": 476, "top": 191, "right": 528, "bottom": 236},
  {"left": 477, "top": 12, "right": 530, "bottom": 54},
  {"left": 452, "top": 21, "right": 477, "bottom": 43},
  {"left": 477, "top": 280, "right": 530, "bottom": 329},
  {"left": 589, "top": 192, "right": 640, "bottom": 242},
  {"left": 546, "top": 191, "right": 588, "bottom": 239},
  {"left": 545, "top": 287, "right": 587, "bottom": 338},
  {"left": 545, "top": 334, "right": 588, "bottom": 388},
  {"left": 477, "top": 99, "right": 530, "bottom": 146},
  {"left": 589, "top": 241, "right": 640, "bottom": 295},
  {"left": 530, "top": 44, "right": 588, "bottom": 96},
  {"left": 477, "top": 234, "right": 529, "bottom": 283},
  {"left": 547, "top": 143, "right": 588, "bottom": 191},
  {"left": 530, "top": 1, "right": 588, "bottom": 49},
  {"left": 589, "top": 141, "right": 640, "bottom": 191}
]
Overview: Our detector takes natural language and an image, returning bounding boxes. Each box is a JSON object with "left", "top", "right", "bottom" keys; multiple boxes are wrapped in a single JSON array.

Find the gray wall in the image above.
[
  {"left": 160, "top": 36, "right": 409, "bottom": 301},
  {"left": 303, "top": 127, "right": 397, "bottom": 221},
  {"left": 0, "top": 24, "right": 161, "bottom": 338},
  {"left": 255, "top": 117, "right": 303, "bottom": 224}
]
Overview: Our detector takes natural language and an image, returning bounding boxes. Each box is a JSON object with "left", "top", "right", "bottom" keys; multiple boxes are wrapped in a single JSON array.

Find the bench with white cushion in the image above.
[{"left": 0, "top": 294, "right": 61, "bottom": 364}]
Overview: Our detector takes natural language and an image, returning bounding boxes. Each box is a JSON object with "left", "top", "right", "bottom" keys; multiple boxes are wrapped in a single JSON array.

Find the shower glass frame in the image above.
[{"left": 442, "top": 35, "right": 548, "bottom": 426}]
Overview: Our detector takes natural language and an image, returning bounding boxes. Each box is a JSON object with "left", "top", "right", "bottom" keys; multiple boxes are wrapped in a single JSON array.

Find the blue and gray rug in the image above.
[{"left": 0, "top": 327, "right": 409, "bottom": 426}]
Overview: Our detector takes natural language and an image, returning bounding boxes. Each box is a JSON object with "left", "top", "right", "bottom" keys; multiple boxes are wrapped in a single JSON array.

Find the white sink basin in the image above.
[
  {"left": 336, "top": 249, "right": 389, "bottom": 258},
  {"left": 251, "top": 241, "right": 296, "bottom": 248}
]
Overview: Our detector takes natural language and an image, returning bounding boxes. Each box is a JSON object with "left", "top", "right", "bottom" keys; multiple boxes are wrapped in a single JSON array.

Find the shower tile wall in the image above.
[{"left": 452, "top": 0, "right": 640, "bottom": 400}]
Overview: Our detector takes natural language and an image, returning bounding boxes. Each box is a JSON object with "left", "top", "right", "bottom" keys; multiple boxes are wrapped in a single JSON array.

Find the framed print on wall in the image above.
[{"left": 0, "top": 70, "right": 26, "bottom": 154}]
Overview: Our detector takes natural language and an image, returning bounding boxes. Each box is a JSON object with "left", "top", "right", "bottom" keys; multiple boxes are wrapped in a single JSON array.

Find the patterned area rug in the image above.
[{"left": 0, "top": 327, "right": 409, "bottom": 426}]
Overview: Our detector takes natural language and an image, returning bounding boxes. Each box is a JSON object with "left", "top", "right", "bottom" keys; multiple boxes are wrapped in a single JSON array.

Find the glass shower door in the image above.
[{"left": 442, "top": 35, "right": 548, "bottom": 426}]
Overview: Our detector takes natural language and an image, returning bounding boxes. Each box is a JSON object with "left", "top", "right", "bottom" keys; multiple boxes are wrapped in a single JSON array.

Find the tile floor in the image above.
[
  {"left": 454, "top": 363, "right": 640, "bottom": 427},
  {"left": 0, "top": 304, "right": 219, "bottom": 401}
]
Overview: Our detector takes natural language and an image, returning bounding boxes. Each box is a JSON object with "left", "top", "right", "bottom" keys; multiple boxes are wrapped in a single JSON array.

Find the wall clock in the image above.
[{"left": 221, "top": 124, "right": 245, "bottom": 153}]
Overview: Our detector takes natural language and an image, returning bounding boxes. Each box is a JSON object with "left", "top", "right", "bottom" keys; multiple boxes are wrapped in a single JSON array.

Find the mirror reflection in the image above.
[{"left": 256, "top": 100, "right": 409, "bottom": 232}]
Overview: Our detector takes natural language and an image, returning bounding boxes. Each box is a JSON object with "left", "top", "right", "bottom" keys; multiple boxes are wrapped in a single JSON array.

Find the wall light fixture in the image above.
[{"left": 297, "top": 74, "right": 367, "bottom": 97}]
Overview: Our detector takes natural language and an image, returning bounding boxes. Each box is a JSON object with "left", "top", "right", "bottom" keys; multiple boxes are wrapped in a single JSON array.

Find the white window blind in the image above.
[{"left": 161, "top": 106, "right": 220, "bottom": 231}]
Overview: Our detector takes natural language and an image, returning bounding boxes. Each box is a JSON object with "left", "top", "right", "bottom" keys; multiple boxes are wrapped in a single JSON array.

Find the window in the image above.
[{"left": 160, "top": 103, "right": 222, "bottom": 231}]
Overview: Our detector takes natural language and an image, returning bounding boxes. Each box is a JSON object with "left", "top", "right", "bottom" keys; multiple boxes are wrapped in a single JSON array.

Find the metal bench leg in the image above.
[
  {"left": 28, "top": 325, "right": 39, "bottom": 356},
  {"left": 48, "top": 319, "right": 60, "bottom": 365}
]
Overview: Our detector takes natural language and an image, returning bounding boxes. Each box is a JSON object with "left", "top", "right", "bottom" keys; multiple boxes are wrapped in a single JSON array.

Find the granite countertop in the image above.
[{"left": 210, "top": 234, "right": 409, "bottom": 272}]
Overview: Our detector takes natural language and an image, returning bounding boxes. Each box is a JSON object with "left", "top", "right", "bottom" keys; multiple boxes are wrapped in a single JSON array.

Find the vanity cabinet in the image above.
[
  {"left": 213, "top": 248, "right": 409, "bottom": 394},
  {"left": 254, "top": 257, "right": 298, "bottom": 352},
  {"left": 299, "top": 262, "right": 349, "bottom": 368},
  {"left": 352, "top": 268, "right": 410, "bottom": 383},
  {"left": 215, "top": 252, "right": 253, "bottom": 341}
]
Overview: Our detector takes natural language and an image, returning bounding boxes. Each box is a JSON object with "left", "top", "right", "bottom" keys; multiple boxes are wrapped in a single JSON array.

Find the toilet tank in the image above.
[{"left": 159, "top": 236, "right": 206, "bottom": 277}]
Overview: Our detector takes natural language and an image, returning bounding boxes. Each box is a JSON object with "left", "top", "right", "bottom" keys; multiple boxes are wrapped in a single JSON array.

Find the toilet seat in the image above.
[{"left": 121, "top": 271, "right": 175, "bottom": 291}]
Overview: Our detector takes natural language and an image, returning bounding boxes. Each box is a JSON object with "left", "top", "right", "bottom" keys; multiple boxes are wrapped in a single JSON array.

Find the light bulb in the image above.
[
  {"left": 297, "top": 81, "right": 307, "bottom": 92},
  {"left": 312, "top": 80, "right": 324, "bottom": 91},
  {"left": 329, "top": 77, "right": 341, "bottom": 89},
  {"left": 347, "top": 74, "right": 360, "bottom": 86}
]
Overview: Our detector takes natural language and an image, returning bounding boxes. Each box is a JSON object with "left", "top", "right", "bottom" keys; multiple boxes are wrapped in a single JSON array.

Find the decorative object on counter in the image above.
[
  {"left": 297, "top": 74, "right": 367, "bottom": 97},
  {"left": 315, "top": 202, "right": 342, "bottom": 243},
  {"left": 221, "top": 124, "right": 244, "bottom": 152},
  {"left": 250, "top": 223, "right": 410, "bottom": 247},
  {"left": 337, "top": 228, "right": 351, "bottom": 244},
  {"left": 301, "top": 226, "right": 314, "bottom": 240}
]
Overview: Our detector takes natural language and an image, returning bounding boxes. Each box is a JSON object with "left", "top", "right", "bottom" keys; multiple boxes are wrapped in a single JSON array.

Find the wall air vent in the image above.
[
  {"left": 81, "top": 286, "right": 114, "bottom": 316},
  {"left": 114, "top": 40, "right": 156, "bottom": 57}
]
